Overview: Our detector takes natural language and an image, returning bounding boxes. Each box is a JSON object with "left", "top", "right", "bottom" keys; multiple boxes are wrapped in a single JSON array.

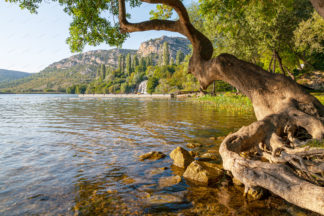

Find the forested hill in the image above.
[
  {"left": 0, "top": 69, "right": 31, "bottom": 83},
  {"left": 0, "top": 36, "right": 192, "bottom": 93}
]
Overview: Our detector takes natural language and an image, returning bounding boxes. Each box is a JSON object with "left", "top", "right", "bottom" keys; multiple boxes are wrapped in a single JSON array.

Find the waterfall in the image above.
[{"left": 137, "top": 80, "right": 148, "bottom": 94}]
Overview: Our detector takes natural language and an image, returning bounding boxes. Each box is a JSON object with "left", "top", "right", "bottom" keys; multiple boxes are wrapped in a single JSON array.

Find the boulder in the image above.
[
  {"left": 158, "top": 175, "right": 182, "bottom": 188},
  {"left": 183, "top": 161, "right": 223, "bottom": 185},
  {"left": 139, "top": 151, "right": 166, "bottom": 161},
  {"left": 170, "top": 147, "right": 194, "bottom": 168}
]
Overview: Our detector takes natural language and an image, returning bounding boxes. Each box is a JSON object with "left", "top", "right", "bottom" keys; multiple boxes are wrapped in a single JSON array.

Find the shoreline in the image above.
[{"left": 78, "top": 93, "right": 173, "bottom": 98}]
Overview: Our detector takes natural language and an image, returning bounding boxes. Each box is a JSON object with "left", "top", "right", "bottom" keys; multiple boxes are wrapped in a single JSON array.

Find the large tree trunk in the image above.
[
  {"left": 190, "top": 54, "right": 324, "bottom": 214},
  {"left": 118, "top": 1, "right": 324, "bottom": 214}
]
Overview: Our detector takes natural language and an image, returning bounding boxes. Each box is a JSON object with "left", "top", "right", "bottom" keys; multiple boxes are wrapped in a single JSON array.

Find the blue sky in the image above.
[{"left": 0, "top": 1, "right": 192, "bottom": 73}]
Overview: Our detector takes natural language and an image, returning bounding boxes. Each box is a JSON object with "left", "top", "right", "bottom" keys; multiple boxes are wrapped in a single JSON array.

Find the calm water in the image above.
[{"left": 0, "top": 94, "right": 316, "bottom": 216}]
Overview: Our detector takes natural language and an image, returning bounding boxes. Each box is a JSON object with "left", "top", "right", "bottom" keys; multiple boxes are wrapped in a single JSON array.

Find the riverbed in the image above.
[{"left": 0, "top": 94, "right": 319, "bottom": 215}]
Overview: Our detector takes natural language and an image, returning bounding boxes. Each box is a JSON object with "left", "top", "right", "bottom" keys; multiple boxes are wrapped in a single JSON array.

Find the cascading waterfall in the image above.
[{"left": 137, "top": 80, "right": 148, "bottom": 94}]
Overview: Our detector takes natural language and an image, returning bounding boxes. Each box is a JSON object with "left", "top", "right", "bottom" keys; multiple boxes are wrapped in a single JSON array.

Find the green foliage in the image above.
[
  {"left": 149, "top": 4, "right": 173, "bottom": 20},
  {"left": 147, "top": 77, "right": 159, "bottom": 94},
  {"left": 73, "top": 51, "right": 200, "bottom": 95},
  {"left": 194, "top": 0, "right": 315, "bottom": 73},
  {"left": 66, "top": 84, "right": 87, "bottom": 94},
  {"left": 294, "top": 12, "right": 324, "bottom": 70}
]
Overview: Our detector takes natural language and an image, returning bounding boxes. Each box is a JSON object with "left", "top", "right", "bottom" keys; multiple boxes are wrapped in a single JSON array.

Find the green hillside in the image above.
[
  {"left": 0, "top": 69, "right": 31, "bottom": 83},
  {"left": 0, "top": 36, "right": 194, "bottom": 94}
]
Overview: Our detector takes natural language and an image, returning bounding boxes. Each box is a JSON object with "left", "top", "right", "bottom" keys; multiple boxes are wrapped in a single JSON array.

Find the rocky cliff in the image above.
[
  {"left": 137, "top": 36, "right": 191, "bottom": 59},
  {"left": 48, "top": 49, "right": 137, "bottom": 70}
]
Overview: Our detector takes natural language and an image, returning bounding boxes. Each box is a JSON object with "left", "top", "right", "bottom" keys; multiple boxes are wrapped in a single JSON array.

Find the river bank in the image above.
[{"left": 79, "top": 93, "right": 172, "bottom": 98}]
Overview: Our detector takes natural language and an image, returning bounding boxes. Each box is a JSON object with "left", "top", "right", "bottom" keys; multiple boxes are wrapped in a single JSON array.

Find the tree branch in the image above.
[
  {"left": 118, "top": 0, "right": 214, "bottom": 60},
  {"left": 118, "top": 0, "right": 183, "bottom": 34}
]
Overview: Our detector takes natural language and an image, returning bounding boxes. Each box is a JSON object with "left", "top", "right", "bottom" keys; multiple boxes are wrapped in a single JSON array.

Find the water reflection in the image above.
[{"left": 0, "top": 95, "right": 318, "bottom": 215}]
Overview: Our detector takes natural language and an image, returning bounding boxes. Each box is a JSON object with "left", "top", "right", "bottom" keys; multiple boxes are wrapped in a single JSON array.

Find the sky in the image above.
[{"left": 0, "top": 1, "right": 193, "bottom": 73}]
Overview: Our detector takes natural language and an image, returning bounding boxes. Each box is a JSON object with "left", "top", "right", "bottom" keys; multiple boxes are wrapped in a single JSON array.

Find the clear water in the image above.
[{"left": 0, "top": 94, "right": 317, "bottom": 215}]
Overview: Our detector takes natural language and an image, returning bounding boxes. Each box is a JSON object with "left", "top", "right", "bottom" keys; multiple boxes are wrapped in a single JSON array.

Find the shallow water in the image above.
[{"left": 0, "top": 94, "right": 318, "bottom": 215}]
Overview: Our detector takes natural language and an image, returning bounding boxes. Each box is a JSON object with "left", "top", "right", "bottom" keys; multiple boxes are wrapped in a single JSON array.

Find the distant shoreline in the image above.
[{"left": 78, "top": 94, "right": 173, "bottom": 98}]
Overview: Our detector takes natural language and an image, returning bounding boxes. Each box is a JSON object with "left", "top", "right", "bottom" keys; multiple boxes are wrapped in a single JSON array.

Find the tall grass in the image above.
[
  {"left": 194, "top": 92, "right": 324, "bottom": 113},
  {"left": 194, "top": 93, "right": 253, "bottom": 113}
]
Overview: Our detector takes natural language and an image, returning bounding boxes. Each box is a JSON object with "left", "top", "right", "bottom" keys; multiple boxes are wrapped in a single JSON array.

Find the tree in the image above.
[
  {"left": 176, "top": 50, "right": 184, "bottom": 65},
  {"left": 162, "top": 42, "right": 170, "bottom": 66},
  {"left": 100, "top": 64, "right": 106, "bottom": 80},
  {"left": 132, "top": 55, "right": 139, "bottom": 69},
  {"left": 125, "top": 53, "right": 132, "bottom": 75},
  {"left": 158, "top": 44, "right": 163, "bottom": 65},
  {"left": 194, "top": 0, "right": 314, "bottom": 73},
  {"left": 139, "top": 57, "right": 147, "bottom": 71},
  {"left": 11, "top": 0, "right": 324, "bottom": 214},
  {"left": 75, "top": 85, "right": 80, "bottom": 94},
  {"left": 169, "top": 57, "right": 174, "bottom": 65}
]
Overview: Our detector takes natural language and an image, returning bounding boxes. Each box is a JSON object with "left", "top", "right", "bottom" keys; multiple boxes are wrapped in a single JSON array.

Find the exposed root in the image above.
[{"left": 220, "top": 110, "right": 324, "bottom": 215}]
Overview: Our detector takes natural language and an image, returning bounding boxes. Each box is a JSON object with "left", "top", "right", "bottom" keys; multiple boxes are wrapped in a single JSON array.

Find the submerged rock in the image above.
[
  {"left": 139, "top": 151, "right": 166, "bottom": 161},
  {"left": 158, "top": 175, "right": 182, "bottom": 188},
  {"left": 121, "top": 177, "right": 136, "bottom": 185},
  {"left": 183, "top": 161, "right": 223, "bottom": 185},
  {"left": 186, "top": 143, "right": 202, "bottom": 149},
  {"left": 146, "top": 167, "right": 167, "bottom": 177},
  {"left": 146, "top": 192, "right": 186, "bottom": 205},
  {"left": 200, "top": 153, "right": 218, "bottom": 160},
  {"left": 170, "top": 147, "right": 194, "bottom": 168}
]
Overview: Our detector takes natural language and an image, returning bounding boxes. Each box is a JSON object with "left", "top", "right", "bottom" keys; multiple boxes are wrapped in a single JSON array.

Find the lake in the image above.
[{"left": 0, "top": 94, "right": 316, "bottom": 215}]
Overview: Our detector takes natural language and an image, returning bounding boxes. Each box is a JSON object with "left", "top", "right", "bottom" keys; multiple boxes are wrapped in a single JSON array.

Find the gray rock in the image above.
[{"left": 170, "top": 147, "right": 194, "bottom": 168}]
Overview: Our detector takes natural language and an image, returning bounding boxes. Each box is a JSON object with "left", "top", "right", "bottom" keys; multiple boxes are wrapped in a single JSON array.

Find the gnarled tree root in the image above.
[{"left": 220, "top": 110, "right": 324, "bottom": 215}]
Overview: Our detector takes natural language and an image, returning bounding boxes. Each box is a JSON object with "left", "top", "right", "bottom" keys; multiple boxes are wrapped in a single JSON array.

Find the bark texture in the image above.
[
  {"left": 310, "top": 0, "right": 324, "bottom": 18},
  {"left": 118, "top": 0, "right": 324, "bottom": 214}
]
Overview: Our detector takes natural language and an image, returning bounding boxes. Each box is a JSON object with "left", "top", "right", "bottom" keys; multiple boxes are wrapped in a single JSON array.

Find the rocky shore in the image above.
[{"left": 137, "top": 139, "right": 321, "bottom": 216}]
